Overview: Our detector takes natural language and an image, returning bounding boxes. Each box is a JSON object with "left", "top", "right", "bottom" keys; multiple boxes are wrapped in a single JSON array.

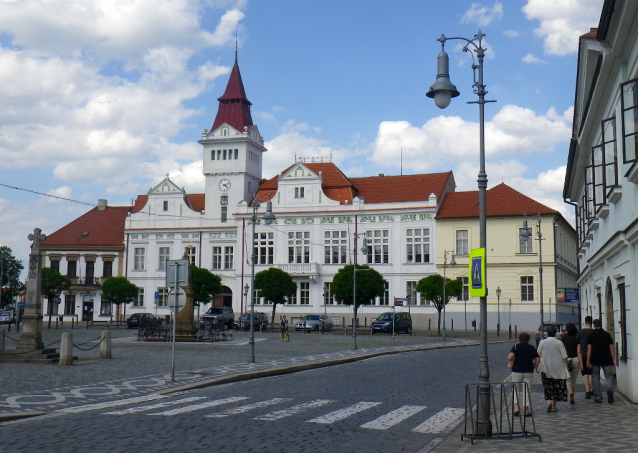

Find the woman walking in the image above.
[
  {"left": 561, "top": 322, "right": 580, "bottom": 404},
  {"left": 538, "top": 325, "right": 569, "bottom": 412},
  {"left": 507, "top": 332, "right": 540, "bottom": 416}
]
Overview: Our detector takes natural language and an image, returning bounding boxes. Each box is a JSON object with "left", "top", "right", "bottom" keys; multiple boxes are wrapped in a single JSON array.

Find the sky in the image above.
[{"left": 0, "top": 0, "right": 605, "bottom": 270}]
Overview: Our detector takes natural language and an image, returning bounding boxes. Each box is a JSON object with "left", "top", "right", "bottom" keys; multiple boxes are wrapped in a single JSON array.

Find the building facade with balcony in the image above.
[{"left": 563, "top": 0, "right": 638, "bottom": 402}]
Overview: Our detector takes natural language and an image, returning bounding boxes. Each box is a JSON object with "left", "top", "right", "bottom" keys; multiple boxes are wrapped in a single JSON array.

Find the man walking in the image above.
[
  {"left": 587, "top": 319, "right": 616, "bottom": 404},
  {"left": 577, "top": 316, "right": 594, "bottom": 398}
]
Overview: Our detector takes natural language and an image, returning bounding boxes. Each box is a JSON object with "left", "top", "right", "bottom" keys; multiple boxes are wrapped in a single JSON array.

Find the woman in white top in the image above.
[{"left": 537, "top": 325, "right": 569, "bottom": 413}]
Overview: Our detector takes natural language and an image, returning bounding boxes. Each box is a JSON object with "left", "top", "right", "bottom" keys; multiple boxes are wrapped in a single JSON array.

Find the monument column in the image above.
[{"left": 16, "top": 228, "right": 46, "bottom": 350}]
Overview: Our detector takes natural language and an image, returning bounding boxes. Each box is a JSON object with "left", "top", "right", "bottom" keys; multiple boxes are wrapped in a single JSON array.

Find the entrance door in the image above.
[{"left": 82, "top": 302, "right": 94, "bottom": 321}]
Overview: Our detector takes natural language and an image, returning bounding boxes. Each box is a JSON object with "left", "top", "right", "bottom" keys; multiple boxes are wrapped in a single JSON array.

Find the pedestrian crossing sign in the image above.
[{"left": 469, "top": 248, "right": 486, "bottom": 297}]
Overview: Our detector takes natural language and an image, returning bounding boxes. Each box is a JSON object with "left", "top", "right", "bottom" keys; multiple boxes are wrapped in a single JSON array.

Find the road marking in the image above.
[
  {"left": 103, "top": 397, "right": 207, "bottom": 415},
  {"left": 307, "top": 402, "right": 381, "bottom": 424},
  {"left": 232, "top": 338, "right": 268, "bottom": 346},
  {"left": 411, "top": 407, "right": 464, "bottom": 433},
  {"left": 206, "top": 398, "right": 292, "bottom": 418},
  {"left": 255, "top": 399, "right": 336, "bottom": 421},
  {"left": 56, "top": 394, "right": 167, "bottom": 414},
  {"left": 360, "top": 405, "right": 428, "bottom": 430},
  {"left": 149, "top": 397, "right": 249, "bottom": 416}
]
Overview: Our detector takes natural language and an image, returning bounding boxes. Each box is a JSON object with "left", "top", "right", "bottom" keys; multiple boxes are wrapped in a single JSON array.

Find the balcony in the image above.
[
  {"left": 274, "top": 263, "right": 318, "bottom": 276},
  {"left": 70, "top": 276, "right": 102, "bottom": 287}
]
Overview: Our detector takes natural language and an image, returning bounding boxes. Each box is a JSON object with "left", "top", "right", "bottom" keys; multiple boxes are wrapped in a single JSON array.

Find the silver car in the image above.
[
  {"left": 0, "top": 310, "right": 14, "bottom": 324},
  {"left": 295, "top": 314, "right": 333, "bottom": 332}
]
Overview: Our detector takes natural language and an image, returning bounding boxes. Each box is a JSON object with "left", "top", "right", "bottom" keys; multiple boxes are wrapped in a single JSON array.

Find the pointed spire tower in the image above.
[{"left": 200, "top": 49, "right": 266, "bottom": 223}]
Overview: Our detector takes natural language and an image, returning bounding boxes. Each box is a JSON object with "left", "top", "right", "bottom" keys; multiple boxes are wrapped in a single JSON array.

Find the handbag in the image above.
[{"left": 508, "top": 345, "right": 516, "bottom": 368}]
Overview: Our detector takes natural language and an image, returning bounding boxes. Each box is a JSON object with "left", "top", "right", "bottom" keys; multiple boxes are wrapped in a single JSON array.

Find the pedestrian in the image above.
[
  {"left": 537, "top": 325, "right": 569, "bottom": 413},
  {"left": 279, "top": 315, "right": 288, "bottom": 341},
  {"left": 508, "top": 332, "right": 540, "bottom": 417},
  {"left": 577, "top": 315, "right": 594, "bottom": 398},
  {"left": 561, "top": 322, "right": 580, "bottom": 404},
  {"left": 587, "top": 318, "right": 616, "bottom": 404}
]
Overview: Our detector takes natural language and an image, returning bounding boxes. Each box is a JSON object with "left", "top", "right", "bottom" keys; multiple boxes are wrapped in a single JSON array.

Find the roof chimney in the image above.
[
  {"left": 379, "top": 173, "right": 384, "bottom": 177},
  {"left": 98, "top": 199, "right": 108, "bottom": 210}
]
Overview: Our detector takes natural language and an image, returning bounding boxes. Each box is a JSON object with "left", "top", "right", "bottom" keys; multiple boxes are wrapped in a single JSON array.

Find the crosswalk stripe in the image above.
[
  {"left": 232, "top": 338, "right": 269, "bottom": 346},
  {"left": 411, "top": 407, "right": 464, "bottom": 433},
  {"left": 307, "top": 402, "right": 381, "bottom": 424},
  {"left": 255, "top": 399, "right": 336, "bottom": 421},
  {"left": 103, "top": 397, "right": 207, "bottom": 415},
  {"left": 360, "top": 405, "right": 428, "bottom": 430},
  {"left": 206, "top": 398, "right": 292, "bottom": 418},
  {"left": 149, "top": 397, "right": 249, "bottom": 416}
]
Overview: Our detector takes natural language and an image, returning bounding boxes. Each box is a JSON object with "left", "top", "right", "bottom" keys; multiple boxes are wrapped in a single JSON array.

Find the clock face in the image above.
[{"left": 218, "top": 179, "right": 231, "bottom": 192}]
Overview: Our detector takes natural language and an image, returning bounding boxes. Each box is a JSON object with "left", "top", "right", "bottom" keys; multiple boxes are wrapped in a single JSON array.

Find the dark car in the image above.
[
  {"left": 126, "top": 313, "right": 160, "bottom": 329},
  {"left": 200, "top": 306, "right": 235, "bottom": 329},
  {"left": 234, "top": 312, "right": 268, "bottom": 331},
  {"left": 371, "top": 312, "right": 412, "bottom": 335},
  {"left": 535, "top": 321, "right": 566, "bottom": 345},
  {"left": 295, "top": 314, "right": 334, "bottom": 332},
  {"left": 0, "top": 310, "right": 15, "bottom": 324}
]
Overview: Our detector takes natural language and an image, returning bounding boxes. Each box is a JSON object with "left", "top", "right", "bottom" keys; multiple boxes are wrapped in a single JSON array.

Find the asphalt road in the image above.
[{"left": 0, "top": 342, "right": 513, "bottom": 453}]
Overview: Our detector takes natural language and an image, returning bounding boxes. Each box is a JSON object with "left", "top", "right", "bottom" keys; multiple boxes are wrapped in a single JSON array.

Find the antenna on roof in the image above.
[
  {"left": 401, "top": 148, "right": 403, "bottom": 175},
  {"left": 235, "top": 29, "right": 238, "bottom": 62}
]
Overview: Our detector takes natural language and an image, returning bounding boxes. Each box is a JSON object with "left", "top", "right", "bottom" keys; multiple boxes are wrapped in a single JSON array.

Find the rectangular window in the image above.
[
  {"left": 519, "top": 228, "right": 533, "bottom": 253},
  {"left": 211, "top": 150, "right": 215, "bottom": 160},
  {"left": 223, "top": 149, "right": 227, "bottom": 160},
  {"left": 234, "top": 149, "right": 238, "bottom": 159},
  {"left": 64, "top": 294, "right": 76, "bottom": 315},
  {"left": 100, "top": 300, "right": 112, "bottom": 316},
  {"left": 253, "top": 289, "right": 261, "bottom": 305},
  {"left": 300, "top": 282, "right": 310, "bottom": 305},
  {"left": 621, "top": 78, "right": 638, "bottom": 163},
  {"left": 406, "top": 281, "right": 425, "bottom": 306},
  {"left": 67, "top": 260, "right": 77, "bottom": 278},
  {"left": 134, "top": 248, "right": 145, "bottom": 270},
  {"left": 380, "top": 281, "right": 390, "bottom": 306},
  {"left": 406, "top": 228, "right": 430, "bottom": 263},
  {"left": 323, "top": 282, "right": 332, "bottom": 305},
  {"left": 288, "top": 231, "right": 310, "bottom": 263},
  {"left": 456, "top": 230, "right": 469, "bottom": 255},
  {"left": 294, "top": 187, "right": 305, "bottom": 198},
  {"left": 158, "top": 247, "right": 170, "bottom": 271},
  {"left": 133, "top": 287, "right": 144, "bottom": 307},
  {"left": 221, "top": 206, "right": 228, "bottom": 222},
  {"left": 457, "top": 277, "right": 469, "bottom": 301},
  {"left": 254, "top": 232, "right": 274, "bottom": 265},
  {"left": 224, "top": 246, "right": 234, "bottom": 269},
  {"left": 157, "top": 287, "right": 168, "bottom": 307},
  {"left": 324, "top": 231, "right": 347, "bottom": 264},
  {"left": 366, "top": 230, "right": 389, "bottom": 264},
  {"left": 103, "top": 261, "right": 113, "bottom": 278},
  {"left": 85, "top": 261, "right": 95, "bottom": 285},
  {"left": 521, "top": 276, "right": 534, "bottom": 301},
  {"left": 51, "top": 260, "right": 60, "bottom": 273},
  {"left": 217, "top": 150, "right": 221, "bottom": 160},
  {"left": 212, "top": 247, "right": 222, "bottom": 270},
  {"left": 288, "top": 290, "right": 297, "bottom": 305},
  {"left": 185, "top": 246, "right": 196, "bottom": 266},
  {"left": 163, "top": 201, "right": 168, "bottom": 211}
]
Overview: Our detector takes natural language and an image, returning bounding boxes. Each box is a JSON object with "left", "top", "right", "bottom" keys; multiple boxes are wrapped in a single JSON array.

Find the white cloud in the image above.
[
  {"left": 502, "top": 30, "right": 519, "bottom": 38},
  {"left": 522, "top": 53, "right": 546, "bottom": 64},
  {"left": 522, "top": 0, "right": 604, "bottom": 56},
  {"left": 46, "top": 186, "right": 73, "bottom": 203},
  {"left": 461, "top": 2, "right": 504, "bottom": 27}
]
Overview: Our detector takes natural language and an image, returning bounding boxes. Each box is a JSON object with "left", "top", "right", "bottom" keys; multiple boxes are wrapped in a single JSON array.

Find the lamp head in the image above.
[
  {"left": 496, "top": 286, "right": 501, "bottom": 298},
  {"left": 244, "top": 283, "right": 249, "bottom": 296},
  {"left": 361, "top": 241, "right": 369, "bottom": 255},
  {"left": 263, "top": 200, "right": 276, "bottom": 225},
  {"left": 520, "top": 215, "right": 532, "bottom": 239},
  {"left": 426, "top": 49, "right": 460, "bottom": 109},
  {"left": 450, "top": 253, "right": 456, "bottom": 267}
]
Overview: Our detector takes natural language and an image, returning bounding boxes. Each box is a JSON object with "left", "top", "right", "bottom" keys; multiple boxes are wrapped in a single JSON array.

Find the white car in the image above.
[{"left": 295, "top": 314, "right": 333, "bottom": 332}]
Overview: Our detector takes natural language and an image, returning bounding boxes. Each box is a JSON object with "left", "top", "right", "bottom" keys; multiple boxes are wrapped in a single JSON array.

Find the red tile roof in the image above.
[
  {"left": 209, "top": 55, "right": 253, "bottom": 133},
  {"left": 436, "top": 183, "right": 558, "bottom": 219},
  {"left": 42, "top": 206, "right": 132, "bottom": 251},
  {"left": 255, "top": 163, "right": 453, "bottom": 205}
]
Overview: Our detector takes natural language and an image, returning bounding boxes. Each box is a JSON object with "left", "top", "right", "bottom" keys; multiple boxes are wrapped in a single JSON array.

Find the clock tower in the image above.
[{"left": 200, "top": 52, "right": 266, "bottom": 224}]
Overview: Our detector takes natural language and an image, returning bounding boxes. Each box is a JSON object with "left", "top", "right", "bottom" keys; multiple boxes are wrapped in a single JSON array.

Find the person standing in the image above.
[
  {"left": 508, "top": 332, "right": 540, "bottom": 416},
  {"left": 279, "top": 315, "right": 288, "bottom": 341},
  {"left": 587, "top": 318, "right": 616, "bottom": 404},
  {"left": 538, "top": 325, "right": 569, "bottom": 413},
  {"left": 577, "top": 315, "right": 594, "bottom": 398},
  {"left": 561, "top": 323, "right": 580, "bottom": 404}
]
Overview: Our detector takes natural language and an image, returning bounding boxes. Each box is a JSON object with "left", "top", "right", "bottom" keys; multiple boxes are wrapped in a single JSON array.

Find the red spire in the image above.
[{"left": 210, "top": 53, "right": 254, "bottom": 133}]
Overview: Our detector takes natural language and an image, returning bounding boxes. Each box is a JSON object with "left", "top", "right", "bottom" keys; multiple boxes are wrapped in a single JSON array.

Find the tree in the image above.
[
  {"left": 101, "top": 276, "right": 139, "bottom": 323},
  {"left": 416, "top": 274, "right": 462, "bottom": 335},
  {"left": 190, "top": 265, "right": 222, "bottom": 306},
  {"left": 331, "top": 264, "right": 386, "bottom": 325},
  {"left": 40, "top": 267, "right": 71, "bottom": 324},
  {"left": 254, "top": 267, "right": 296, "bottom": 324},
  {"left": 0, "top": 246, "right": 24, "bottom": 308}
]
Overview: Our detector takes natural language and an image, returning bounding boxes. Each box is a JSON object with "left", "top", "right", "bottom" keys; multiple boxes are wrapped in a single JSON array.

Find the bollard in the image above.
[
  {"left": 509, "top": 324, "right": 512, "bottom": 340},
  {"left": 451, "top": 319, "right": 454, "bottom": 331},
  {"left": 100, "top": 330, "right": 112, "bottom": 359},
  {"left": 428, "top": 318, "right": 431, "bottom": 330},
  {"left": 515, "top": 325, "right": 518, "bottom": 339},
  {"left": 1, "top": 330, "right": 4, "bottom": 352},
  {"left": 60, "top": 332, "right": 73, "bottom": 366}
]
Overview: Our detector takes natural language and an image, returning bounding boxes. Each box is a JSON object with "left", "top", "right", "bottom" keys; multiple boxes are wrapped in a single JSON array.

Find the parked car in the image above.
[
  {"left": 126, "top": 313, "right": 160, "bottom": 329},
  {"left": 371, "top": 312, "right": 412, "bottom": 335},
  {"left": 535, "top": 321, "right": 566, "bottom": 345},
  {"left": 234, "top": 312, "right": 269, "bottom": 331},
  {"left": 200, "top": 306, "right": 234, "bottom": 329},
  {"left": 0, "top": 310, "right": 15, "bottom": 324},
  {"left": 295, "top": 314, "right": 334, "bottom": 332}
]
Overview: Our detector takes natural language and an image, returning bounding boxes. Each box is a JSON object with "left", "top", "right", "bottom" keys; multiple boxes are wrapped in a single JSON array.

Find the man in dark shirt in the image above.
[
  {"left": 587, "top": 318, "right": 616, "bottom": 404},
  {"left": 577, "top": 316, "right": 594, "bottom": 398}
]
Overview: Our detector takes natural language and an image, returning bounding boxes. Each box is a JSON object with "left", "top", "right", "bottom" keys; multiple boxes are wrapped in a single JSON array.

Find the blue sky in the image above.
[{"left": 0, "top": 0, "right": 605, "bottom": 269}]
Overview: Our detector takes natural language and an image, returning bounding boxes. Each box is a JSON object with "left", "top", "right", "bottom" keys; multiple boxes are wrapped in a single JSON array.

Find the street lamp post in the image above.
[
  {"left": 427, "top": 30, "right": 495, "bottom": 436},
  {"left": 249, "top": 194, "right": 275, "bottom": 364},
  {"left": 520, "top": 213, "right": 544, "bottom": 329},
  {"left": 323, "top": 282, "right": 329, "bottom": 317},
  {"left": 352, "top": 233, "right": 369, "bottom": 351},
  {"left": 496, "top": 286, "right": 501, "bottom": 337},
  {"left": 442, "top": 251, "right": 456, "bottom": 340}
]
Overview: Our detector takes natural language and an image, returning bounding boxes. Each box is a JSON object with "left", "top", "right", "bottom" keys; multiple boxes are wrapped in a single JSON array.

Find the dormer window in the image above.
[
  {"left": 163, "top": 201, "right": 168, "bottom": 211},
  {"left": 295, "top": 187, "right": 305, "bottom": 198}
]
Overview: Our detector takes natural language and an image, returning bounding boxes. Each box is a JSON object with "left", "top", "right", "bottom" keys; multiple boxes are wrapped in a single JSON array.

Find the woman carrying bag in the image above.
[
  {"left": 537, "top": 325, "right": 569, "bottom": 413},
  {"left": 508, "top": 332, "right": 540, "bottom": 417}
]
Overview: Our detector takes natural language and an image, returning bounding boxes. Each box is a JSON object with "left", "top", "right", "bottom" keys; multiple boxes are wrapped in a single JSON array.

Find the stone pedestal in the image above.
[
  {"left": 175, "top": 286, "right": 197, "bottom": 342},
  {"left": 16, "top": 229, "right": 46, "bottom": 351}
]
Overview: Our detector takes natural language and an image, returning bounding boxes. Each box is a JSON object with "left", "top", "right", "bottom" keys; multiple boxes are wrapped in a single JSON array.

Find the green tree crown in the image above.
[
  {"left": 101, "top": 276, "right": 139, "bottom": 306},
  {"left": 331, "top": 264, "right": 386, "bottom": 308}
]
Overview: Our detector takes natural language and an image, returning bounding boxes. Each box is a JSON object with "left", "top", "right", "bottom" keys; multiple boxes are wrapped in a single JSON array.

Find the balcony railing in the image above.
[
  {"left": 70, "top": 277, "right": 102, "bottom": 287},
  {"left": 274, "top": 263, "right": 318, "bottom": 275}
]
